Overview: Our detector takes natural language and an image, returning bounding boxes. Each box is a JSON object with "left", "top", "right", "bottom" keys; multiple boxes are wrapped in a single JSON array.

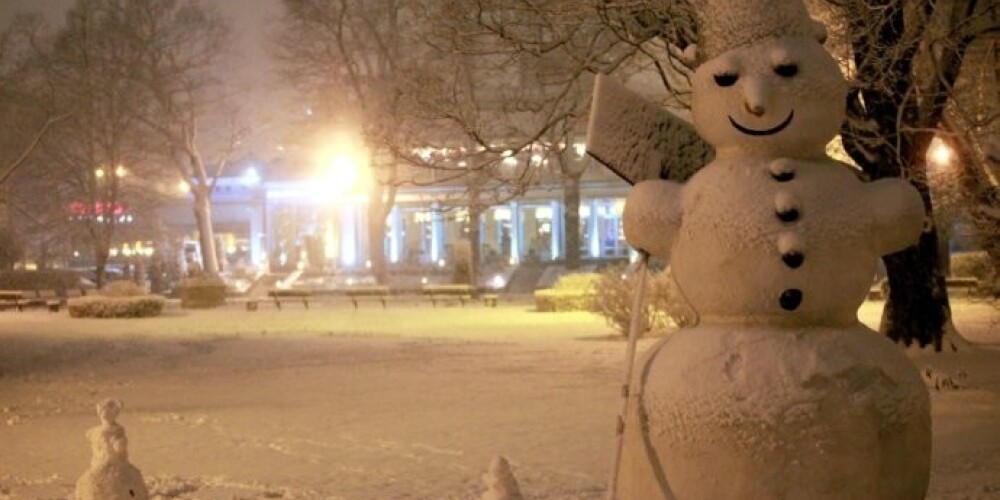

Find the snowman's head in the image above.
[
  {"left": 690, "top": 36, "right": 846, "bottom": 157},
  {"left": 687, "top": 0, "right": 846, "bottom": 157}
]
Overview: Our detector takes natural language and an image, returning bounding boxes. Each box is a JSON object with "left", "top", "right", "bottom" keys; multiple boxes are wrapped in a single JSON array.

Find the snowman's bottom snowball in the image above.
[{"left": 616, "top": 323, "right": 930, "bottom": 500}]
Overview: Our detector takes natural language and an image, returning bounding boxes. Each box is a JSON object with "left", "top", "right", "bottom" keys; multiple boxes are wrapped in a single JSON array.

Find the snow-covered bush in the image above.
[
  {"left": 649, "top": 269, "right": 698, "bottom": 328},
  {"left": 177, "top": 275, "right": 226, "bottom": 309},
  {"left": 593, "top": 264, "right": 695, "bottom": 337},
  {"left": 68, "top": 296, "right": 164, "bottom": 318},
  {"left": 68, "top": 280, "right": 165, "bottom": 318},
  {"left": 533, "top": 273, "right": 599, "bottom": 312}
]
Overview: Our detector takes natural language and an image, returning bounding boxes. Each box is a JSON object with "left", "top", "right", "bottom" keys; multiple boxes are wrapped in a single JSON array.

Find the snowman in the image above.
[
  {"left": 612, "top": 1, "right": 931, "bottom": 499},
  {"left": 75, "top": 399, "right": 149, "bottom": 500}
]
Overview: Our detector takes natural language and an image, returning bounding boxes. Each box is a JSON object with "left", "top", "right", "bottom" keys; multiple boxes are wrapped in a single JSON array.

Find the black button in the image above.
[
  {"left": 777, "top": 208, "right": 800, "bottom": 222},
  {"left": 772, "top": 171, "right": 795, "bottom": 182},
  {"left": 780, "top": 289, "right": 803, "bottom": 311},
  {"left": 782, "top": 252, "right": 804, "bottom": 268}
]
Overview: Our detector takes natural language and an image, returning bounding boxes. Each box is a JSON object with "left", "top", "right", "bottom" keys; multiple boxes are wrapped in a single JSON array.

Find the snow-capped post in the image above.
[
  {"left": 589, "top": 0, "right": 932, "bottom": 498},
  {"left": 75, "top": 399, "right": 149, "bottom": 500},
  {"left": 480, "top": 455, "right": 523, "bottom": 500}
]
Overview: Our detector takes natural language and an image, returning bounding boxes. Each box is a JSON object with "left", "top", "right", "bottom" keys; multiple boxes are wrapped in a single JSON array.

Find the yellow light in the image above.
[
  {"left": 115, "top": 165, "right": 127, "bottom": 178},
  {"left": 178, "top": 180, "right": 191, "bottom": 194},
  {"left": 314, "top": 131, "right": 371, "bottom": 198},
  {"left": 95, "top": 168, "right": 105, "bottom": 179},
  {"left": 928, "top": 138, "right": 953, "bottom": 167}
]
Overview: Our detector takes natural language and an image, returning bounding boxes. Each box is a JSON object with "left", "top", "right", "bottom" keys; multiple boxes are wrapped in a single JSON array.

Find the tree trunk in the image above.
[
  {"left": 880, "top": 228, "right": 951, "bottom": 350},
  {"left": 467, "top": 206, "right": 482, "bottom": 294},
  {"left": 94, "top": 242, "right": 109, "bottom": 289},
  {"left": 192, "top": 189, "right": 220, "bottom": 276},
  {"left": 563, "top": 173, "right": 582, "bottom": 270}
]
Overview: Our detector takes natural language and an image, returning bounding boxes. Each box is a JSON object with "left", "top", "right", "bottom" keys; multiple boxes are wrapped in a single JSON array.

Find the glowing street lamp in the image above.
[
  {"left": 316, "top": 137, "right": 371, "bottom": 198},
  {"left": 95, "top": 168, "right": 106, "bottom": 179},
  {"left": 114, "top": 165, "right": 127, "bottom": 178},
  {"left": 928, "top": 137, "right": 954, "bottom": 168}
]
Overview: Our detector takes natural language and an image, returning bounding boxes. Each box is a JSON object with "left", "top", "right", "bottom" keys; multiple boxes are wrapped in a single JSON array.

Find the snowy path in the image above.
[{"left": 1, "top": 300, "right": 999, "bottom": 499}]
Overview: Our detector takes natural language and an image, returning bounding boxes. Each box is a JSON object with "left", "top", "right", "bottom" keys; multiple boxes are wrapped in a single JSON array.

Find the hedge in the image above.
[
  {"left": 533, "top": 272, "right": 600, "bottom": 312},
  {"left": 177, "top": 275, "right": 227, "bottom": 309},
  {"left": 68, "top": 295, "right": 165, "bottom": 318}
]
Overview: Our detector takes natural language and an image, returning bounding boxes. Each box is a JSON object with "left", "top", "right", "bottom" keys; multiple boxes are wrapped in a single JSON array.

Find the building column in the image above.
[
  {"left": 550, "top": 201, "right": 561, "bottom": 261},
  {"left": 589, "top": 199, "right": 601, "bottom": 259},
  {"left": 340, "top": 204, "right": 357, "bottom": 268},
  {"left": 431, "top": 204, "right": 444, "bottom": 263},
  {"left": 509, "top": 201, "right": 521, "bottom": 265},
  {"left": 389, "top": 206, "right": 402, "bottom": 264},
  {"left": 248, "top": 204, "right": 264, "bottom": 269}
]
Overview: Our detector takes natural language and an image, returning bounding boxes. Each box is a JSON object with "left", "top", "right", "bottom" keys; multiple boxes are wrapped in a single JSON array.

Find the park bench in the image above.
[
  {"left": 19, "top": 289, "right": 64, "bottom": 312},
  {"left": 422, "top": 284, "right": 475, "bottom": 307},
  {"left": 344, "top": 285, "right": 391, "bottom": 309},
  {"left": 0, "top": 290, "right": 25, "bottom": 312},
  {"left": 265, "top": 289, "right": 311, "bottom": 310},
  {"left": 946, "top": 276, "right": 982, "bottom": 298}
]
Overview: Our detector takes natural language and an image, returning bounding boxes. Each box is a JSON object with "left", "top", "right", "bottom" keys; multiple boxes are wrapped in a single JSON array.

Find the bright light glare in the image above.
[
  {"left": 114, "top": 165, "right": 127, "bottom": 178},
  {"left": 178, "top": 180, "right": 191, "bottom": 194},
  {"left": 489, "top": 274, "right": 505, "bottom": 289},
  {"left": 314, "top": 131, "right": 370, "bottom": 198},
  {"left": 928, "top": 138, "right": 954, "bottom": 167},
  {"left": 95, "top": 168, "right": 105, "bottom": 179},
  {"left": 243, "top": 167, "right": 261, "bottom": 185}
]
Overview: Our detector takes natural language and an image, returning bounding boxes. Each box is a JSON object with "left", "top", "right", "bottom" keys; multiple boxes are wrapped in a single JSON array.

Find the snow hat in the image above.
[{"left": 687, "top": 0, "right": 828, "bottom": 63}]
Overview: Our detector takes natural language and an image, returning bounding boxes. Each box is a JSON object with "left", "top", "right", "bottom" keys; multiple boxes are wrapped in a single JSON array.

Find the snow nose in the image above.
[
  {"left": 744, "top": 102, "right": 766, "bottom": 117},
  {"left": 742, "top": 78, "right": 770, "bottom": 117}
]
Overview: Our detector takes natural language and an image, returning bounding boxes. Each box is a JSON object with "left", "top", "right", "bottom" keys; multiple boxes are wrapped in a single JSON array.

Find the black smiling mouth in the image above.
[{"left": 729, "top": 110, "right": 795, "bottom": 136}]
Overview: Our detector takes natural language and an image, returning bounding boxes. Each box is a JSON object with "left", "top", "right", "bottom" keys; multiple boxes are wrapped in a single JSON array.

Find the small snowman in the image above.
[
  {"left": 613, "top": 0, "right": 931, "bottom": 499},
  {"left": 75, "top": 399, "right": 149, "bottom": 500}
]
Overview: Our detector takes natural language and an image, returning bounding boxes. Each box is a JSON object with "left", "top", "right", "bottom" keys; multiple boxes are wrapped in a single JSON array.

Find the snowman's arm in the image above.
[
  {"left": 867, "top": 178, "right": 926, "bottom": 255},
  {"left": 623, "top": 180, "right": 684, "bottom": 260}
]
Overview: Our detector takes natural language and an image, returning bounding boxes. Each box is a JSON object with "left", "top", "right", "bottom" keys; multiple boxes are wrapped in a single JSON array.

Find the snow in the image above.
[
  {"left": 0, "top": 301, "right": 998, "bottom": 499},
  {"left": 586, "top": 75, "right": 712, "bottom": 185}
]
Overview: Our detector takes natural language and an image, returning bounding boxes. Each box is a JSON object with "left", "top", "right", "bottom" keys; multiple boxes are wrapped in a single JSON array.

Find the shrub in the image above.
[
  {"left": 68, "top": 295, "right": 164, "bottom": 318},
  {"left": 951, "top": 251, "right": 994, "bottom": 283},
  {"left": 533, "top": 272, "right": 600, "bottom": 312},
  {"left": 177, "top": 275, "right": 227, "bottom": 309},
  {"left": 592, "top": 264, "right": 696, "bottom": 337},
  {"left": 649, "top": 269, "right": 698, "bottom": 329},
  {"left": 101, "top": 280, "right": 148, "bottom": 297}
]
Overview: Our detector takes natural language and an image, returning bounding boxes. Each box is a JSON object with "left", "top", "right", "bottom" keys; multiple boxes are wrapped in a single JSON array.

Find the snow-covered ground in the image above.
[{"left": 1, "top": 298, "right": 998, "bottom": 499}]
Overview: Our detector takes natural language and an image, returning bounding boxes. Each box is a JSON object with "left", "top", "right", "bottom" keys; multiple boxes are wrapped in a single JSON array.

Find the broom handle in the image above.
[{"left": 606, "top": 251, "right": 651, "bottom": 500}]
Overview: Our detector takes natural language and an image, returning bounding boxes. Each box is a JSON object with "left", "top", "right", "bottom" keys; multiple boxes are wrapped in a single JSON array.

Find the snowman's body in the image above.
[
  {"left": 75, "top": 399, "right": 149, "bottom": 500},
  {"left": 613, "top": 6, "right": 931, "bottom": 499}
]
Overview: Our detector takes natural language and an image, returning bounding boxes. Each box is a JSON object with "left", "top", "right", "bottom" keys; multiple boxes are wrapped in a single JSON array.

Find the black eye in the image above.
[
  {"left": 714, "top": 73, "right": 738, "bottom": 87},
  {"left": 774, "top": 63, "right": 798, "bottom": 77}
]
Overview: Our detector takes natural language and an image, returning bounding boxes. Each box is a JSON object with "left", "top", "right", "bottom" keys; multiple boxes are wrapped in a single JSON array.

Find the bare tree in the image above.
[
  {"left": 275, "top": 0, "right": 439, "bottom": 285},
  {"left": 0, "top": 15, "right": 66, "bottom": 269},
  {"left": 815, "top": 0, "right": 997, "bottom": 349},
  {"left": 17, "top": 0, "right": 160, "bottom": 287},
  {"left": 123, "top": 0, "right": 240, "bottom": 277}
]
